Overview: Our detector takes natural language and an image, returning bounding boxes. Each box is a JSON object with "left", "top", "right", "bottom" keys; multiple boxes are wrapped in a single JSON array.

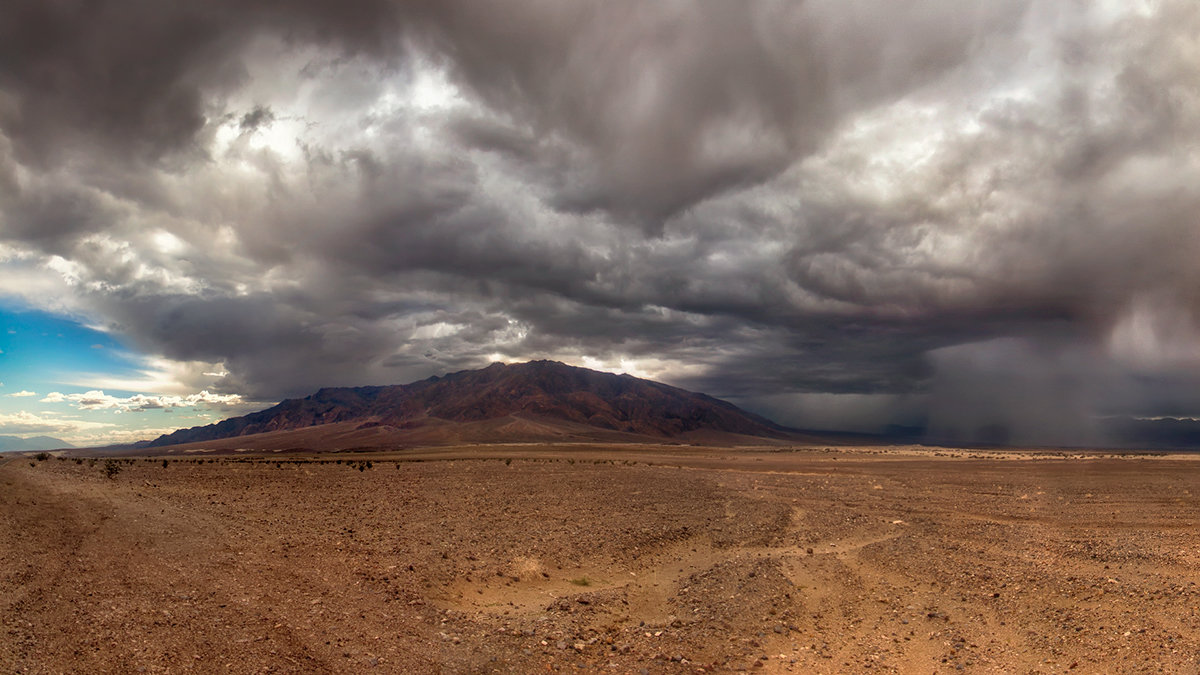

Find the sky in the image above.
[{"left": 1, "top": 1, "right": 1200, "bottom": 447}]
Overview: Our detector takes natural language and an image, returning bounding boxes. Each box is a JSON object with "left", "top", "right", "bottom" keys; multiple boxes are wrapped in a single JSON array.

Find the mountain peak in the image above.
[{"left": 147, "top": 360, "right": 790, "bottom": 449}]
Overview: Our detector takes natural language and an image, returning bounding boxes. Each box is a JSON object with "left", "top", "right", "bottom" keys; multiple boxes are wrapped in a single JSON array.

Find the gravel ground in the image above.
[{"left": 2, "top": 447, "right": 1199, "bottom": 673}]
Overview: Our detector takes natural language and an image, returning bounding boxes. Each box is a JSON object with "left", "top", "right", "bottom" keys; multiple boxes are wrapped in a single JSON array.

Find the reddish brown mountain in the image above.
[{"left": 146, "top": 360, "right": 792, "bottom": 449}]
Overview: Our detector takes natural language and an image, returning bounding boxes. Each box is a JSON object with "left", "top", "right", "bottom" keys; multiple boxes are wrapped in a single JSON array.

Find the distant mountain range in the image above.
[
  {"left": 0, "top": 435, "right": 74, "bottom": 452},
  {"left": 145, "top": 360, "right": 798, "bottom": 451}
]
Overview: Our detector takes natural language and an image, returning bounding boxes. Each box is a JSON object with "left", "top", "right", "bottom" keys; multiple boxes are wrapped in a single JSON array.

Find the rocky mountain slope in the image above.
[{"left": 147, "top": 360, "right": 791, "bottom": 448}]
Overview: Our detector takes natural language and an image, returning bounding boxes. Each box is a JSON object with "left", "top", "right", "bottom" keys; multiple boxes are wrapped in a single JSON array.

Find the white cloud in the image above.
[
  {"left": 40, "top": 389, "right": 243, "bottom": 412},
  {"left": 0, "top": 411, "right": 115, "bottom": 436},
  {"left": 7, "top": 390, "right": 37, "bottom": 397},
  {"left": 0, "top": 410, "right": 181, "bottom": 445},
  {"left": 65, "top": 357, "right": 236, "bottom": 397}
]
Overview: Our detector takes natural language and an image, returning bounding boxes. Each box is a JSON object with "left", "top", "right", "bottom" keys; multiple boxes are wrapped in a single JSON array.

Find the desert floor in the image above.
[{"left": 2, "top": 445, "right": 1199, "bottom": 674}]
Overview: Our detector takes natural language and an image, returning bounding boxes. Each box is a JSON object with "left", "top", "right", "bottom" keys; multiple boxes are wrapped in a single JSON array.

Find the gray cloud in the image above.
[{"left": 2, "top": 1, "right": 1200, "bottom": 445}]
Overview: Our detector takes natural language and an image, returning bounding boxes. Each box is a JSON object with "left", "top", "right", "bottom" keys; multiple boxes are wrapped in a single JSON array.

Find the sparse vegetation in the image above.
[
  {"left": 162, "top": 459, "right": 169, "bottom": 468},
  {"left": 103, "top": 459, "right": 122, "bottom": 479},
  {"left": 568, "top": 577, "right": 592, "bottom": 587},
  {"left": 35, "top": 452, "right": 50, "bottom": 461}
]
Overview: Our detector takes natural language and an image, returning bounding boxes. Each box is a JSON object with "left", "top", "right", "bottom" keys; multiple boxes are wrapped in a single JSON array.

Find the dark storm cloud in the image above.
[
  {"left": 239, "top": 106, "right": 275, "bottom": 132},
  {"left": 0, "top": 0, "right": 407, "bottom": 165},
  {"left": 2, "top": 0, "right": 1200, "bottom": 445},
  {"left": 402, "top": 0, "right": 1030, "bottom": 229}
]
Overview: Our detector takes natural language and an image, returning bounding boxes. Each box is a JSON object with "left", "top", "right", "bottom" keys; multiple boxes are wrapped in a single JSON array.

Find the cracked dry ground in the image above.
[{"left": 3, "top": 449, "right": 1200, "bottom": 674}]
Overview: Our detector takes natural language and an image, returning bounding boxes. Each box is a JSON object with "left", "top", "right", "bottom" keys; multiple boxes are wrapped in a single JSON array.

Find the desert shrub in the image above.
[
  {"left": 75, "top": 458, "right": 83, "bottom": 465},
  {"left": 505, "top": 457, "right": 512, "bottom": 466},
  {"left": 162, "top": 459, "right": 169, "bottom": 468},
  {"left": 103, "top": 459, "right": 122, "bottom": 479},
  {"left": 35, "top": 452, "right": 49, "bottom": 461},
  {"left": 569, "top": 577, "right": 592, "bottom": 587},
  {"left": 365, "top": 461, "right": 373, "bottom": 469}
]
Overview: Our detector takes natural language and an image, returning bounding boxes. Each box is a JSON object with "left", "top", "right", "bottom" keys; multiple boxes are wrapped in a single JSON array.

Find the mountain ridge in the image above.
[
  {"left": 0, "top": 435, "right": 74, "bottom": 452},
  {"left": 146, "top": 360, "right": 792, "bottom": 449}
]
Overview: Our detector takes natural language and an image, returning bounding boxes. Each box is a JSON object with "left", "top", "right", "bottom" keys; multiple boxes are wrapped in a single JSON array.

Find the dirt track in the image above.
[{"left": 3, "top": 447, "right": 1200, "bottom": 673}]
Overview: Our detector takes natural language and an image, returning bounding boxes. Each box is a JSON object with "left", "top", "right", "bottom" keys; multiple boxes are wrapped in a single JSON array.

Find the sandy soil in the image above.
[{"left": 2, "top": 445, "right": 1200, "bottom": 673}]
